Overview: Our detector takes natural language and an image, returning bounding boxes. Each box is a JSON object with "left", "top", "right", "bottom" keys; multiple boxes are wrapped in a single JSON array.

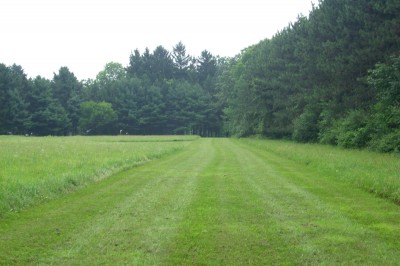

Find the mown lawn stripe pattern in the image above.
[{"left": 1, "top": 138, "right": 399, "bottom": 265}]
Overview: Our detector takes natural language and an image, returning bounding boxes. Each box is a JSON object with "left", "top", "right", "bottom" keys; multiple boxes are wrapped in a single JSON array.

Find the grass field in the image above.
[
  {"left": 0, "top": 135, "right": 196, "bottom": 216},
  {"left": 238, "top": 138, "right": 400, "bottom": 204},
  {"left": 1, "top": 137, "right": 400, "bottom": 264}
]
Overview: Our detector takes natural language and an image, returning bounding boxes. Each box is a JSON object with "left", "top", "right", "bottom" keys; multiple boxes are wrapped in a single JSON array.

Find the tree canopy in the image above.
[{"left": 218, "top": 0, "right": 400, "bottom": 152}]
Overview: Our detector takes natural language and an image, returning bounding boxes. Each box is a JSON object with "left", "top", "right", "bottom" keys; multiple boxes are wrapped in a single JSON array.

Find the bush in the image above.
[
  {"left": 318, "top": 108, "right": 339, "bottom": 145},
  {"left": 292, "top": 105, "right": 320, "bottom": 143},
  {"left": 369, "top": 129, "right": 400, "bottom": 153},
  {"left": 335, "top": 110, "right": 372, "bottom": 148},
  {"left": 366, "top": 55, "right": 400, "bottom": 152}
]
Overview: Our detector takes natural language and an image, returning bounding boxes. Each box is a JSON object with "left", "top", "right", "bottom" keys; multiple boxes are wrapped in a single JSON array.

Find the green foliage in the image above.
[
  {"left": 52, "top": 67, "right": 83, "bottom": 135},
  {"left": 172, "top": 41, "right": 191, "bottom": 79},
  {"left": 197, "top": 50, "right": 217, "bottom": 87},
  {"left": 292, "top": 104, "right": 321, "bottom": 143},
  {"left": 28, "top": 76, "right": 69, "bottom": 135},
  {"left": 72, "top": 44, "right": 223, "bottom": 136},
  {"left": 8, "top": 65, "right": 31, "bottom": 129},
  {"left": 0, "top": 41, "right": 225, "bottom": 136},
  {"left": 0, "top": 64, "right": 30, "bottom": 135},
  {"left": 97, "top": 62, "right": 126, "bottom": 83},
  {"left": 217, "top": 0, "right": 400, "bottom": 151},
  {"left": 366, "top": 55, "right": 400, "bottom": 152},
  {"left": 335, "top": 110, "right": 372, "bottom": 148},
  {"left": 317, "top": 106, "right": 338, "bottom": 145},
  {"left": 369, "top": 129, "right": 400, "bottom": 153},
  {"left": 79, "top": 101, "right": 117, "bottom": 135},
  {"left": 368, "top": 55, "right": 400, "bottom": 130},
  {"left": 113, "top": 44, "right": 223, "bottom": 136}
]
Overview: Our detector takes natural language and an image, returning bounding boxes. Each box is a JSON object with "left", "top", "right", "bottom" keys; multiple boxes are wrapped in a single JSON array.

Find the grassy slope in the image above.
[{"left": 1, "top": 138, "right": 399, "bottom": 264}]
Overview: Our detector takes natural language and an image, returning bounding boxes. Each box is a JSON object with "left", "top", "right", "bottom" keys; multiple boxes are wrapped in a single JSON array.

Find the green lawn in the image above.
[{"left": 1, "top": 138, "right": 399, "bottom": 264}]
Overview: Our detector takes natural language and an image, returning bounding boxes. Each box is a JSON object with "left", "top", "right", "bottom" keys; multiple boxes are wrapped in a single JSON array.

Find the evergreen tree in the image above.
[
  {"left": 172, "top": 41, "right": 191, "bottom": 79},
  {"left": 28, "top": 76, "right": 69, "bottom": 135},
  {"left": 197, "top": 50, "right": 217, "bottom": 89},
  {"left": 150, "top": 45, "right": 174, "bottom": 82},
  {"left": 52, "top": 67, "right": 82, "bottom": 135},
  {"left": 127, "top": 49, "right": 144, "bottom": 77},
  {"left": 0, "top": 64, "right": 30, "bottom": 134},
  {"left": 218, "top": 0, "right": 400, "bottom": 145}
]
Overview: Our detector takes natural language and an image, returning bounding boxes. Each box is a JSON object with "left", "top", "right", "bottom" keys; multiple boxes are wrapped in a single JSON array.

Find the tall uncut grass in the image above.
[
  {"left": 0, "top": 135, "right": 196, "bottom": 216},
  {"left": 238, "top": 138, "right": 400, "bottom": 204}
]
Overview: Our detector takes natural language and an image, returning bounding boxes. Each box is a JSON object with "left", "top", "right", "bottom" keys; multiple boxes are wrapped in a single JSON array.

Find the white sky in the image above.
[{"left": 0, "top": 0, "right": 317, "bottom": 81}]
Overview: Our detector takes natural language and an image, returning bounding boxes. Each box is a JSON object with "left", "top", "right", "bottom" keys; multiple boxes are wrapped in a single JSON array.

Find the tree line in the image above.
[
  {"left": 1, "top": 0, "right": 399, "bottom": 152},
  {"left": 218, "top": 0, "right": 400, "bottom": 152},
  {"left": 0, "top": 42, "right": 224, "bottom": 136}
]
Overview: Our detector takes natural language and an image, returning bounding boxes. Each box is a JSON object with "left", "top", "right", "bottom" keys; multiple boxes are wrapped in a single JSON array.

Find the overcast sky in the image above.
[{"left": 1, "top": 0, "right": 317, "bottom": 81}]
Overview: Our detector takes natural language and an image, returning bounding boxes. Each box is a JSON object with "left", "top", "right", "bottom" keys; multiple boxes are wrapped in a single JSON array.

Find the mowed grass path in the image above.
[{"left": 1, "top": 138, "right": 400, "bottom": 264}]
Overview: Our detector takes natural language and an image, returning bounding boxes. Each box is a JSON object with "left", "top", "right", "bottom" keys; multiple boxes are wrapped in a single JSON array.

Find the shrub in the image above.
[
  {"left": 369, "top": 129, "right": 400, "bottom": 153},
  {"left": 292, "top": 105, "right": 320, "bottom": 143},
  {"left": 318, "top": 108, "right": 339, "bottom": 145},
  {"left": 335, "top": 110, "right": 372, "bottom": 148}
]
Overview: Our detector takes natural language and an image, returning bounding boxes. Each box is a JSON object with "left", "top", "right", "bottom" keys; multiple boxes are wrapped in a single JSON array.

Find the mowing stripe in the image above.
[{"left": 0, "top": 138, "right": 399, "bottom": 265}]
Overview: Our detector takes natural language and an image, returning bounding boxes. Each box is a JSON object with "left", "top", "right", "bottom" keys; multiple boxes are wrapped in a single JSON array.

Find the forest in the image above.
[
  {"left": 1, "top": 0, "right": 399, "bottom": 152},
  {"left": 0, "top": 45, "right": 224, "bottom": 137}
]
